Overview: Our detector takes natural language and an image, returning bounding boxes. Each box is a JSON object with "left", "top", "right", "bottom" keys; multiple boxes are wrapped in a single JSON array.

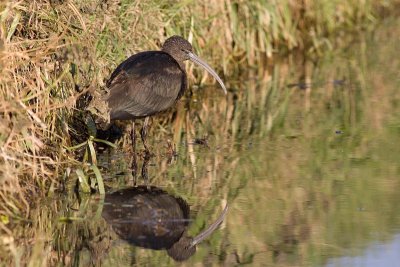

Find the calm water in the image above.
[{"left": 9, "top": 19, "right": 400, "bottom": 266}]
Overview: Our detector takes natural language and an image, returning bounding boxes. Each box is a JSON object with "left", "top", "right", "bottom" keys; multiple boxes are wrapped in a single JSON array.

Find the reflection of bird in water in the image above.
[{"left": 102, "top": 186, "right": 228, "bottom": 261}]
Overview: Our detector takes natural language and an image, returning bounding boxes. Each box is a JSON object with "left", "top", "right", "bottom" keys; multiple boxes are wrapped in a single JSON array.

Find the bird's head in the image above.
[
  {"left": 162, "top": 35, "right": 227, "bottom": 94},
  {"left": 162, "top": 35, "right": 193, "bottom": 61}
]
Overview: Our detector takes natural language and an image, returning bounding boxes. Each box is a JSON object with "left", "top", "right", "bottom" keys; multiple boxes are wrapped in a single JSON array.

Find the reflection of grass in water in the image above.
[{"left": 222, "top": 26, "right": 400, "bottom": 266}]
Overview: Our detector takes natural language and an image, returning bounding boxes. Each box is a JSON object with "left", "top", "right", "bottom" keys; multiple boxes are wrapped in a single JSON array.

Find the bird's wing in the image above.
[{"left": 106, "top": 51, "right": 187, "bottom": 120}]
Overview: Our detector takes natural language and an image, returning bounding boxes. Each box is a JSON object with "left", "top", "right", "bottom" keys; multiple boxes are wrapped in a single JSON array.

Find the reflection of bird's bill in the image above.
[
  {"left": 187, "top": 51, "right": 227, "bottom": 94},
  {"left": 190, "top": 204, "right": 229, "bottom": 247}
]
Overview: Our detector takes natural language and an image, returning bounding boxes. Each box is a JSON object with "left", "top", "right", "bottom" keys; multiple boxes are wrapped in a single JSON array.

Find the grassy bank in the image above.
[{"left": 0, "top": 0, "right": 398, "bottom": 239}]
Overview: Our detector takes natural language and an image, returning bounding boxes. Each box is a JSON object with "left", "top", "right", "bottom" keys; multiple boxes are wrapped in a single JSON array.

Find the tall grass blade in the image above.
[
  {"left": 90, "top": 165, "right": 105, "bottom": 195},
  {"left": 75, "top": 168, "right": 90, "bottom": 193}
]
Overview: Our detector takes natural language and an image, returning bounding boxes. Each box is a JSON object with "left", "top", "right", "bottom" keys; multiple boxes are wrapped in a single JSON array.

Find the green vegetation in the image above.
[{"left": 1, "top": 0, "right": 400, "bottom": 265}]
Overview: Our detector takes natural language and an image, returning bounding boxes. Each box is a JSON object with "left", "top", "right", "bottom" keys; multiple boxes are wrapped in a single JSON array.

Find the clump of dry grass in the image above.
[{"left": 0, "top": 0, "right": 166, "bottom": 215}]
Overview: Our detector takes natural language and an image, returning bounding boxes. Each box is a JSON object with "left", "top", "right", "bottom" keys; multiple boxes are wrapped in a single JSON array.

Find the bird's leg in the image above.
[
  {"left": 141, "top": 117, "right": 150, "bottom": 155},
  {"left": 131, "top": 121, "right": 137, "bottom": 153},
  {"left": 131, "top": 121, "right": 138, "bottom": 181},
  {"left": 141, "top": 155, "right": 150, "bottom": 187}
]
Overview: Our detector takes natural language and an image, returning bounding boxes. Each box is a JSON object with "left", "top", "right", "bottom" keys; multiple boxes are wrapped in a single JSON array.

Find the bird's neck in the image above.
[{"left": 162, "top": 48, "right": 185, "bottom": 70}]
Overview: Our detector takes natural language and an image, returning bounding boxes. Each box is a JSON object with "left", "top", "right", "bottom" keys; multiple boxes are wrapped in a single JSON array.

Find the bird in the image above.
[{"left": 103, "top": 35, "right": 227, "bottom": 155}]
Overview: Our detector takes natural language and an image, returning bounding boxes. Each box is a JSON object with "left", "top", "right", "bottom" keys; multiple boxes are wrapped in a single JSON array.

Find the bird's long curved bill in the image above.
[
  {"left": 187, "top": 52, "right": 227, "bottom": 94},
  {"left": 190, "top": 204, "right": 229, "bottom": 247}
]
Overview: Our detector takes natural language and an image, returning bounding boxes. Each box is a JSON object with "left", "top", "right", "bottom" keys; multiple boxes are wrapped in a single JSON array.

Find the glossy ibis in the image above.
[
  {"left": 104, "top": 35, "right": 227, "bottom": 154},
  {"left": 102, "top": 186, "right": 228, "bottom": 261}
]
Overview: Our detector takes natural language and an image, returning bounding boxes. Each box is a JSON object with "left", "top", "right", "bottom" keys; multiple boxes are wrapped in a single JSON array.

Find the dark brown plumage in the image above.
[
  {"left": 104, "top": 36, "right": 227, "bottom": 154},
  {"left": 106, "top": 51, "right": 187, "bottom": 120}
]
